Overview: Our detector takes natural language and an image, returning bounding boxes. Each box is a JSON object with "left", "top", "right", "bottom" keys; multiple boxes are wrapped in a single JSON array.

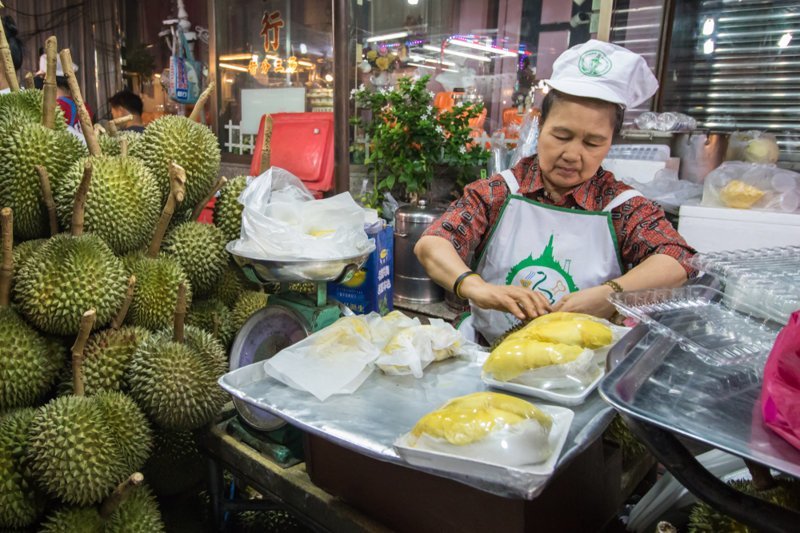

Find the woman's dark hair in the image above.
[
  {"left": 3, "top": 16, "right": 23, "bottom": 70},
  {"left": 540, "top": 89, "right": 625, "bottom": 136}
]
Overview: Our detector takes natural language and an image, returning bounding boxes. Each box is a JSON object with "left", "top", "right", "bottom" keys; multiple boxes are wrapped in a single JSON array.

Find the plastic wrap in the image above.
[
  {"left": 725, "top": 130, "right": 781, "bottom": 164},
  {"left": 701, "top": 162, "right": 800, "bottom": 213},
  {"left": 230, "top": 167, "right": 372, "bottom": 259},
  {"left": 509, "top": 114, "right": 539, "bottom": 167},
  {"left": 617, "top": 168, "right": 702, "bottom": 211},
  {"left": 633, "top": 112, "right": 696, "bottom": 132}
]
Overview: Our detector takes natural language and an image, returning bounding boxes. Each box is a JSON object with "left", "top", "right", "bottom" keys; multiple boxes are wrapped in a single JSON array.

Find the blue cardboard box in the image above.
[{"left": 328, "top": 224, "right": 393, "bottom": 315}]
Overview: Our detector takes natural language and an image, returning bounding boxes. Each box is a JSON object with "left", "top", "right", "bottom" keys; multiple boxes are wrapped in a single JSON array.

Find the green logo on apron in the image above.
[
  {"left": 505, "top": 235, "right": 579, "bottom": 304},
  {"left": 578, "top": 50, "right": 612, "bottom": 77}
]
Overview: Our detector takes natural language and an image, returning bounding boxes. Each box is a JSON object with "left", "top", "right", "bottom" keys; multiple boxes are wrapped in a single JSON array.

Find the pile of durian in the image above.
[{"left": 0, "top": 36, "right": 265, "bottom": 531}]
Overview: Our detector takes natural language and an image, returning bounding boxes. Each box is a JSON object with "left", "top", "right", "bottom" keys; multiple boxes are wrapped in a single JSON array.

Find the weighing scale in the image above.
[{"left": 226, "top": 242, "right": 374, "bottom": 432}]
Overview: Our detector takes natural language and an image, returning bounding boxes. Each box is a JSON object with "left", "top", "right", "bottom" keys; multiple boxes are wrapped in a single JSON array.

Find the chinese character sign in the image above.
[{"left": 261, "top": 11, "right": 284, "bottom": 52}]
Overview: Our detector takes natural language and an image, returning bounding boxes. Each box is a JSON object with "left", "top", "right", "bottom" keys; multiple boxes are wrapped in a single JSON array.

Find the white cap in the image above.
[
  {"left": 36, "top": 54, "right": 78, "bottom": 77},
  {"left": 546, "top": 39, "right": 658, "bottom": 109}
]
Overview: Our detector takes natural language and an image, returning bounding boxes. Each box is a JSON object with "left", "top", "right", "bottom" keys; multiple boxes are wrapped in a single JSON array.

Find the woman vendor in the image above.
[{"left": 415, "top": 40, "right": 695, "bottom": 344}]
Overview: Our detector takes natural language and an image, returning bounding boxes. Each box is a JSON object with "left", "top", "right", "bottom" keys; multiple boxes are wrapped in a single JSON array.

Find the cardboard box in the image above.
[{"left": 328, "top": 224, "right": 394, "bottom": 315}]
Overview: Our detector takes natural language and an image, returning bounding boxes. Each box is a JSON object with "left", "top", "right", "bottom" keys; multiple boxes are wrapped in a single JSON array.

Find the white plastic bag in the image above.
[
  {"left": 702, "top": 162, "right": 800, "bottom": 212},
  {"left": 231, "top": 167, "right": 372, "bottom": 259},
  {"left": 263, "top": 315, "right": 380, "bottom": 401}
]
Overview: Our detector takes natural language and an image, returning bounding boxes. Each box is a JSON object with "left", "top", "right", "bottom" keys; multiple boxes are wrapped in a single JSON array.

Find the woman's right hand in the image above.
[{"left": 458, "top": 275, "right": 552, "bottom": 320}]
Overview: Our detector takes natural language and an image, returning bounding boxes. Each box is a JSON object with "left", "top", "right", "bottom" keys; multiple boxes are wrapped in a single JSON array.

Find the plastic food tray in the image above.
[
  {"left": 481, "top": 370, "right": 603, "bottom": 406},
  {"left": 608, "top": 285, "right": 783, "bottom": 367}
]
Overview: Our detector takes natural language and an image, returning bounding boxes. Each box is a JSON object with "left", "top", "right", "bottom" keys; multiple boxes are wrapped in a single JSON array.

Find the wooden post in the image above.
[{"left": 59, "top": 48, "right": 101, "bottom": 156}]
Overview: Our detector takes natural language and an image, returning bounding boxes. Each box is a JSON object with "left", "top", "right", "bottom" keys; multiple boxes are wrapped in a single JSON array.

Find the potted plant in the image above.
[{"left": 351, "top": 75, "right": 489, "bottom": 211}]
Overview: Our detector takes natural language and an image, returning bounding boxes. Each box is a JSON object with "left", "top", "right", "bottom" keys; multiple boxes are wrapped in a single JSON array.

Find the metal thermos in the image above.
[{"left": 393, "top": 200, "right": 445, "bottom": 303}]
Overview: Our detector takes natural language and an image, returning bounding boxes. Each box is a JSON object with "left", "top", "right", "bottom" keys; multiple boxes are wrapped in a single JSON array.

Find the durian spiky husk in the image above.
[
  {"left": 132, "top": 115, "right": 221, "bottom": 208},
  {"left": 123, "top": 254, "right": 193, "bottom": 332},
  {"left": 92, "top": 392, "right": 152, "bottom": 473},
  {"left": 162, "top": 221, "right": 227, "bottom": 297},
  {"left": 688, "top": 478, "right": 800, "bottom": 533},
  {"left": 14, "top": 234, "right": 128, "bottom": 335},
  {"left": 96, "top": 130, "right": 142, "bottom": 157},
  {"left": 26, "top": 395, "right": 128, "bottom": 505},
  {"left": 187, "top": 298, "right": 234, "bottom": 348},
  {"left": 11, "top": 238, "right": 46, "bottom": 293},
  {"left": 81, "top": 326, "right": 151, "bottom": 395},
  {"left": 142, "top": 429, "right": 204, "bottom": 497},
  {"left": 0, "top": 408, "right": 45, "bottom": 529},
  {"left": 212, "top": 262, "right": 259, "bottom": 308},
  {"left": 55, "top": 156, "right": 161, "bottom": 255},
  {"left": 213, "top": 175, "right": 247, "bottom": 244},
  {"left": 0, "top": 89, "right": 67, "bottom": 132},
  {"left": 127, "top": 326, "right": 227, "bottom": 431},
  {"left": 231, "top": 290, "right": 268, "bottom": 332},
  {"left": 0, "top": 308, "right": 65, "bottom": 410},
  {"left": 38, "top": 506, "right": 104, "bottom": 533},
  {"left": 0, "top": 123, "right": 87, "bottom": 240}
]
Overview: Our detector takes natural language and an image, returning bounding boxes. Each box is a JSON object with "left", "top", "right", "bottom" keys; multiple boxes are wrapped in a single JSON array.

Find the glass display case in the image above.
[{"left": 211, "top": 0, "right": 334, "bottom": 157}]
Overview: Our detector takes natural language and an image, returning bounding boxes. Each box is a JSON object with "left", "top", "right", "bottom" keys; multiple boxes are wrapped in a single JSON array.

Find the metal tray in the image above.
[
  {"left": 600, "top": 326, "right": 800, "bottom": 479},
  {"left": 226, "top": 242, "right": 375, "bottom": 283},
  {"left": 609, "top": 285, "right": 782, "bottom": 367},
  {"left": 219, "top": 357, "right": 615, "bottom": 500}
]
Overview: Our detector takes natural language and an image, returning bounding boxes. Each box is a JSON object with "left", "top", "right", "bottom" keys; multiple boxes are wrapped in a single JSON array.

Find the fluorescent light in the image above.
[
  {"left": 299, "top": 43, "right": 308, "bottom": 54},
  {"left": 365, "top": 31, "right": 408, "bottom": 43},
  {"left": 778, "top": 33, "right": 792, "bottom": 48},
  {"left": 702, "top": 18, "right": 714, "bottom": 36},
  {"left": 219, "top": 53, "right": 253, "bottom": 61},
  {"left": 422, "top": 44, "right": 491, "bottom": 63},
  {"left": 408, "top": 54, "right": 457, "bottom": 66},
  {"left": 703, "top": 39, "right": 715, "bottom": 55},
  {"left": 408, "top": 0, "right": 419, "bottom": 4},
  {"left": 409, "top": 62, "right": 457, "bottom": 73},
  {"left": 297, "top": 60, "right": 314, "bottom": 67},
  {"left": 448, "top": 38, "right": 517, "bottom": 58},
  {"left": 219, "top": 62, "right": 249, "bottom": 72}
]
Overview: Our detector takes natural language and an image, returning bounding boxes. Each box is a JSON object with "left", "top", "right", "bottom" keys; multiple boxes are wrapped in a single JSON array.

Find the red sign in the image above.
[{"left": 261, "top": 11, "right": 284, "bottom": 52}]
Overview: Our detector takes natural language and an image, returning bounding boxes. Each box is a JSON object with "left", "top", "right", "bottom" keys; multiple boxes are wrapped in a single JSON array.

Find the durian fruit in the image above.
[
  {"left": 26, "top": 310, "right": 152, "bottom": 506},
  {"left": 0, "top": 408, "right": 45, "bottom": 529},
  {"left": 11, "top": 238, "right": 46, "bottom": 282},
  {"left": 124, "top": 163, "right": 193, "bottom": 331},
  {"left": 233, "top": 509, "right": 306, "bottom": 533},
  {"left": 213, "top": 175, "right": 248, "bottom": 243},
  {"left": 127, "top": 284, "right": 228, "bottom": 431},
  {"left": 411, "top": 392, "right": 552, "bottom": 446},
  {"left": 483, "top": 339, "right": 584, "bottom": 381},
  {"left": 97, "top": 129, "right": 142, "bottom": 157},
  {"left": 688, "top": 478, "right": 800, "bottom": 532},
  {"left": 133, "top": 114, "right": 221, "bottom": 207},
  {"left": 506, "top": 311, "right": 613, "bottom": 349},
  {"left": 13, "top": 163, "right": 128, "bottom": 335},
  {"left": 231, "top": 290, "right": 269, "bottom": 332},
  {"left": 0, "top": 88, "right": 66, "bottom": 131},
  {"left": 187, "top": 297, "right": 234, "bottom": 348},
  {"left": 0, "top": 208, "right": 65, "bottom": 410},
  {"left": 162, "top": 220, "right": 227, "bottom": 297},
  {"left": 39, "top": 474, "right": 165, "bottom": 533},
  {"left": 142, "top": 429, "right": 205, "bottom": 497},
  {"left": 54, "top": 154, "right": 161, "bottom": 255},
  {"left": 213, "top": 262, "right": 260, "bottom": 308}
]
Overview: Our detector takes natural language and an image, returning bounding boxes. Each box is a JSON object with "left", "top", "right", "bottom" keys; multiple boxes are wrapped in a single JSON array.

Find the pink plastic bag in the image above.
[{"left": 761, "top": 310, "right": 800, "bottom": 451}]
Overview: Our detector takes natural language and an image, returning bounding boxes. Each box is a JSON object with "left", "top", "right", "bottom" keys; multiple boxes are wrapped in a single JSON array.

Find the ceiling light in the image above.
[
  {"left": 365, "top": 31, "right": 409, "bottom": 43},
  {"left": 219, "top": 62, "right": 249, "bottom": 72},
  {"left": 408, "top": 0, "right": 419, "bottom": 4},
  {"left": 219, "top": 53, "right": 253, "bottom": 61},
  {"left": 297, "top": 60, "right": 314, "bottom": 67},
  {"left": 778, "top": 33, "right": 792, "bottom": 48},
  {"left": 324, "top": 74, "right": 334, "bottom": 82},
  {"left": 702, "top": 18, "right": 714, "bottom": 36},
  {"left": 448, "top": 38, "right": 517, "bottom": 58},
  {"left": 408, "top": 54, "right": 456, "bottom": 66},
  {"left": 703, "top": 39, "right": 715, "bottom": 55},
  {"left": 299, "top": 43, "right": 308, "bottom": 54},
  {"left": 422, "top": 44, "right": 491, "bottom": 63}
]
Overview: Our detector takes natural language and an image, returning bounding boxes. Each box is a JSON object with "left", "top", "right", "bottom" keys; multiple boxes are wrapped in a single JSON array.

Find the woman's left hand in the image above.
[{"left": 552, "top": 285, "right": 616, "bottom": 318}]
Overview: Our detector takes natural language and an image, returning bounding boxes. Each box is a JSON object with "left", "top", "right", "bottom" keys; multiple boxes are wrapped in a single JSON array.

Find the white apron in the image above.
[{"left": 461, "top": 169, "right": 641, "bottom": 343}]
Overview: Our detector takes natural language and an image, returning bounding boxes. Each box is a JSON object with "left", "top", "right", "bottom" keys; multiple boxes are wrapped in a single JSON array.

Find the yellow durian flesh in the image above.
[
  {"left": 411, "top": 392, "right": 552, "bottom": 446},
  {"left": 484, "top": 340, "right": 584, "bottom": 381},
  {"left": 506, "top": 312, "right": 612, "bottom": 349},
  {"left": 719, "top": 179, "right": 765, "bottom": 209}
]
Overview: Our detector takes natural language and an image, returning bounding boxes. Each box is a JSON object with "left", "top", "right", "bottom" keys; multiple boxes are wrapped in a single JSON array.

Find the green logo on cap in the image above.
[{"left": 578, "top": 50, "right": 612, "bottom": 77}]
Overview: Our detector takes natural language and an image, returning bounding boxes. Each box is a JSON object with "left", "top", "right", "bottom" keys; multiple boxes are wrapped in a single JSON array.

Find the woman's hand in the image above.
[
  {"left": 459, "top": 275, "right": 552, "bottom": 320},
  {"left": 552, "top": 285, "right": 616, "bottom": 318}
]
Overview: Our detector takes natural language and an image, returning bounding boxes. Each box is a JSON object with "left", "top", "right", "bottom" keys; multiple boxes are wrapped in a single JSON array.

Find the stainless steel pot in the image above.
[
  {"left": 394, "top": 200, "right": 445, "bottom": 304},
  {"left": 672, "top": 131, "right": 730, "bottom": 184}
]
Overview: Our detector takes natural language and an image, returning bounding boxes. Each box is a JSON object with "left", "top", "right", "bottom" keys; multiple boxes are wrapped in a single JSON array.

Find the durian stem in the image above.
[
  {"left": 42, "top": 37, "right": 58, "bottom": 129},
  {"left": 24, "top": 72, "right": 33, "bottom": 89},
  {"left": 745, "top": 460, "right": 776, "bottom": 491},
  {"left": 0, "top": 207, "right": 12, "bottom": 307},
  {"left": 191, "top": 175, "right": 227, "bottom": 221},
  {"left": 147, "top": 162, "right": 187, "bottom": 258},
  {"left": 71, "top": 160, "right": 92, "bottom": 237},
  {"left": 108, "top": 114, "right": 133, "bottom": 137},
  {"left": 35, "top": 165, "right": 59, "bottom": 236},
  {"left": 257, "top": 114, "right": 274, "bottom": 174},
  {"left": 111, "top": 275, "right": 136, "bottom": 330},
  {"left": 174, "top": 282, "right": 187, "bottom": 343},
  {"left": 0, "top": 15, "right": 19, "bottom": 92},
  {"left": 71, "top": 309, "right": 96, "bottom": 397},
  {"left": 59, "top": 49, "right": 101, "bottom": 156},
  {"left": 188, "top": 76, "right": 215, "bottom": 123},
  {"left": 99, "top": 472, "right": 144, "bottom": 519},
  {"left": 119, "top": 137, "right": 128, "bottom": 158}
]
